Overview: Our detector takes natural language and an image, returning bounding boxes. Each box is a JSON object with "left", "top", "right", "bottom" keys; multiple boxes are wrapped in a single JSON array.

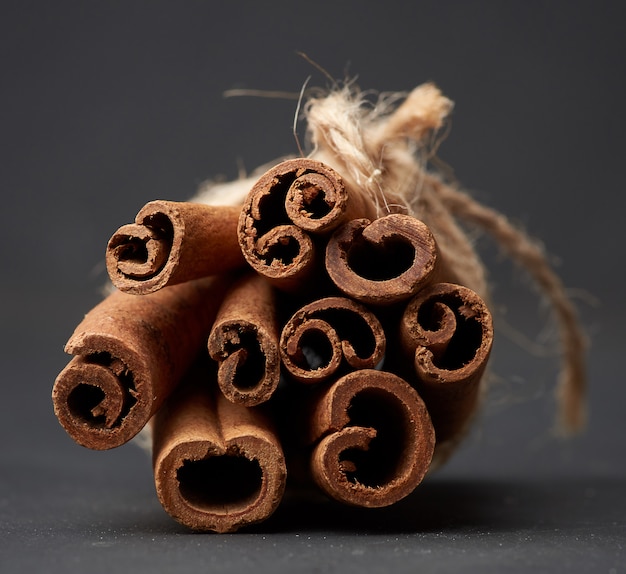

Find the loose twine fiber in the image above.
[{"left": 194, "top": 82, "right": 587, "bottom": 437}]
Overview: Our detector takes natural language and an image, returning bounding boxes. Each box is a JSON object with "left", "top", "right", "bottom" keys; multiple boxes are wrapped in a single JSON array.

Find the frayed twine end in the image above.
[{"left": 379, "top": 83, "right": 454, "bottom": 142}]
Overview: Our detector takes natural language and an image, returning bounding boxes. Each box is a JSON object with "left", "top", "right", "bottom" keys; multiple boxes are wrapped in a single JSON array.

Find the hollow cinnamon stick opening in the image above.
[
  {"left": 207, "top": 273, "right": 280, "bottom": 406},
  {"left": 308, "top": 369, "right": 435, "bottom": 508},
  {"left": 237, "top": 158, "right": 376, "bottom": 291},
  {"left": 106, "top": 201, "right": 244, "bottom": 294},
  {"left": 399, "top": 282, "right": 493, "bottom": 444},
  {"left": 52, "top": 277, "right": 228, "bottom": 450},
  {"left": 280, "top": 297, "right": 386, "bottom": 384},
  {"left": 325, "top": 214, "right": 438, "bottom": 306},
  {"left": 152, "top": 370, "right": 287, "bottom": 533}
]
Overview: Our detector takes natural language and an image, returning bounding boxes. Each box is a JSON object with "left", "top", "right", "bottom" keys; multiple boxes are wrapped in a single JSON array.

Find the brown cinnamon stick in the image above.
[
  {"left": 325, "top": 214, "right": 439, "bottom": 306},
  {"left": 280, "top": 297, "right": 386, "bottom": 384},
  {"left": 399, "top": 282, "right": 493, "bottom": 444},
  {"left": 52, "top": 276, "right": 228, "bottom": 450},
  {"left": 207, "top": 273, "right": 280, "bottom": 406},
  {"left": 152, "top": 369, "right": 286, "bottom": 533},
  {"left": 237, "top": 158, "right": 376, "bottom": 291},
  {"left": 106, "top": 201, "right": 244, "bottom": 294},
  {"left": 307, "top": 369, "right": 435, "bottom": 507}
]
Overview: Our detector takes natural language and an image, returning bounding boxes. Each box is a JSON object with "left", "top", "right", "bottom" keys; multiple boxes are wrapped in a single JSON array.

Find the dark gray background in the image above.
[{"left": 1, "top": 1, "right": 624, "bottom": 572}]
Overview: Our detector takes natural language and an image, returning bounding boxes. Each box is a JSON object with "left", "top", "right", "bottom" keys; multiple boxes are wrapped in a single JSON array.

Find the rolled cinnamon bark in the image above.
[
  {"left": 207, "top": 273, "right": 280, "bottom": 406},
  {"left": 52, "top": 276, "right": 228, "bottom": 450},
  {"left": 280, "top": 297, "right": 386, "bottom": 384},
  {"left": 308, "top": 369, "right": 435, "bottom": 507},
  {"left": 325, "top": 214, "right": 439, "bottom": 306},
  {"left": 152, "top": 371, "right": 287, "bottom": 533},
  {"left": 399, "top": 282, "right": 493, "bottom": 443},
  {"left": 106, "top": 201, "right": 244, "bottom": 294},
  {"left": 237, "top": 158, "right": 376, "bottom": 291}
]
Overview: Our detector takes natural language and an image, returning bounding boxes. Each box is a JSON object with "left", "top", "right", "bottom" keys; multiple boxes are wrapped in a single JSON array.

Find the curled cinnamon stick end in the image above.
[
  {"left": 207, "top": 274, "right": 280, "bottom": 406},
  {"left": 280, "top": 297, "right": 386, "bottom": 384},
  {"left": 52, "top": 277, "right": 228, "bottom": 450},
  {"left": 325, "top": 214, "right": 438, "bottom": 306},
  {"left": 106, "top": 201, "right": 243, "bottom": 294},
  {"left": 238, "top": 158, "right": 372, "bottom": 290},
  {"left": 308, "top": 370, "right": 435, "bottom": 507},
  {"left": 400, "top": 282, "right": 493, "bottom": 443},
  {"left": 152, "top": 377, "right": 286, "bottom": 533}
]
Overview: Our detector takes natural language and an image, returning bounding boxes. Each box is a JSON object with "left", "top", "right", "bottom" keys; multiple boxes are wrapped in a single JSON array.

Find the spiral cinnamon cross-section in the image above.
[
  {"left": 152, "top": 375, "right": 286, "bottom": 533},
  {"left": 238, "top": 159, "right": 375, "bottom": 291},
  {"left": 308, "top": 369, "right": 435, "bottom": 507},
  {"left": 106, "top": 201, "right": 243, "bottom": 294},
  {"left": 399, "top": 282, "right": 493, "bottom": 443},
  {"left": 280, "top": 297, "right": 386, "bottom": 384},
  {"left": 52, "top": 277, "right": 228, "bottom": 450},
  {"left": 325, "top": 214, "right": 439, "bottom": 306},
  {"left": 207, "top": 274, "right": 280, "bottom": 406}
]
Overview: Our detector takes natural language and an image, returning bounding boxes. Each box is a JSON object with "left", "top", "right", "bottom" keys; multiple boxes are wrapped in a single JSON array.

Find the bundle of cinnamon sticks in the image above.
[
  {"left": 52, "top": 157, "right": 493, "bottom": 532},
  {"left": 52, "top": 82, "right": 586, "bottom": 532}
]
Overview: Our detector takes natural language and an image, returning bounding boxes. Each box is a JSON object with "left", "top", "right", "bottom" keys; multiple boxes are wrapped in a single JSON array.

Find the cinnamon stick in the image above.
[
  {"left": 52, "top": 276, "right": 228, "bottom": 450},
  {"left": 207, "top": 273, "right": 280, "bottom": 406},
  {"left": 237, "top": 158, "right": 376, "bottom": 291},
  {"left": 280, "top": 296, "right": 386, "bottom": 384},
  {"left": 307, "top": 369, "right": 435, "bottom": 507},
  {"left": 152, "top": 368, "right": 286, "bottom": 533},
  {"left": 399, "top": 282, "right": 493, "bottom": 444},
  {"left": 106, "top": 201, "right": 243, "bottom": 294},
  {"left": 325, "top": 214, "right": 439, "bottom": 306}
]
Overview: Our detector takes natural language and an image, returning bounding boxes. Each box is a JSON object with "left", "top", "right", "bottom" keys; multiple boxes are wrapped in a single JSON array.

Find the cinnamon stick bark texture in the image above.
[
  {"left": 106, "top": 201, "right": 243, "bottom": 294},
  {"left": 237, "top": 158, "right": 377, "bottom": 291},
  {"left": 399, "top": 282, "right": 493, "bottom": 444},
  {"left": 279, "top": 297, "right": 386, "bottom": 384},
  {"left": 207, "top": 273, "right": 280, "bottom": 406},
  {"left": 152, "top": 374, "right": 286, "bottom": 533},
  {"left": 52, "top": 276, "right": 228, "bottom": 450},
  {"left": 325, "top": 214, "right": 439, "bottom": 306},
  {"left": 308, "top": 369, "right": 435, "bottom": 507}
]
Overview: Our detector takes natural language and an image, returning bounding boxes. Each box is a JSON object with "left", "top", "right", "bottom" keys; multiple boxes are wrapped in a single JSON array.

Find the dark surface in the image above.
[{"left": 1, "top": 1, "right": 625, "bottom": 572}]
